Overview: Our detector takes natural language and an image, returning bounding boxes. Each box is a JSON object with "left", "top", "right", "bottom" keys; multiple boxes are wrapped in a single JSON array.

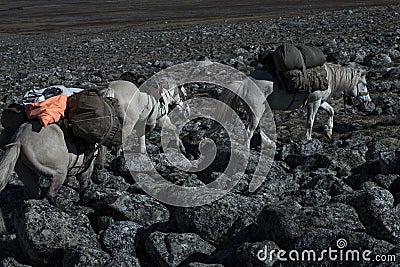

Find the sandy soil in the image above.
[{"left": 0, "top": 0, "right": 398, "bottom": 35}]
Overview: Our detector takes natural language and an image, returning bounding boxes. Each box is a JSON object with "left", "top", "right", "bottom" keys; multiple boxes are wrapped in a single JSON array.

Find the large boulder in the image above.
[
  {"left": 108, "top": 193, "right": 170, "bottom": 227},
  {"left": 285, "top": 153, "right": 333, "bottom": 172},
  {"left": 335, "top": 182, "right": 400, "bottom": 243},
  {"left": 372, "top": 174, "right": 400, "bottom": 191},
  {"left": 254, "top": 161, "right": 299, "bottom": 201},
  {"left": 82, "top": 183, "right": 126, "bottom": 214},
  {"left": 62, "top": 248, "right": 110, "bottom": 267},
  {"left": 277, "top": 139, "right": 323, "bottom": 163},
  {"left": 174, "top": 193, "right": 268, "bottom": 245},
  {"left": 379, "top": 151, "right": 400, "bottom": 175},
  {"left": 280, "top": 189, "right": 331, "bottom": 207},
  {"left": 83, "top": 183, "right": 170, "bottom": 227},
  {"left": 14, "top": 200, "right": 100, "bottom": 266},
  {"left": 292, "top": 167, "right": 353, "bottom": 198},
  {"left": 257, "top": 201, "right": 365, "bottom": 248},
  {"left": 145, "top": 231, "right": 215, "bottom": 266},
  {"left": 104, "top": 254, "right": 141, "bottom": 267},
  {"left": 101, "top": 221, "right": 142, "bottom": 257}
]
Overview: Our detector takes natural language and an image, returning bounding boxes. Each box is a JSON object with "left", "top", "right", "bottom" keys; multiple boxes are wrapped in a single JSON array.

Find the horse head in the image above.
[
  {"left": 177, "top": 86, "right": 190, "bottom": 119},
  {"left": 348, "top": 70, "right": 372, "bottom": 107},
  {"left": 164, "top": 86, "right": 190, "bottom": 119}
]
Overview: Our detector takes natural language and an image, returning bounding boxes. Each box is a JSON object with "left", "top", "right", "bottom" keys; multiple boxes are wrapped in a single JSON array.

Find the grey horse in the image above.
[
  {"left": 0, "top": 121, "right": 95, "bottom": 233},
  {"left": 0, "top": 80, "right": 159, "bottom": 233}
]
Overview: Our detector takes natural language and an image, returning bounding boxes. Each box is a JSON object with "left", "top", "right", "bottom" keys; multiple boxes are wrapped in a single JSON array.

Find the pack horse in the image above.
[
  {"left": 0, "top": 80, "right": 166, "bottom": 233},
  {"left": 95, "top": 80, "right": 190, "bottom": 169},
  {"left": 220, "top": 62, "right": 371, "bottom": 147},
  {"left": 0, "top": 121, "right": 96, "bottom": 233}
]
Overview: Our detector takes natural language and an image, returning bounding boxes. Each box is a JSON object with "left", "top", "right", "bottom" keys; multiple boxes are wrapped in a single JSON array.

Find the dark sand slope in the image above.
[{"left": 0, "top": 0, "right": 399, "bottom": 34}]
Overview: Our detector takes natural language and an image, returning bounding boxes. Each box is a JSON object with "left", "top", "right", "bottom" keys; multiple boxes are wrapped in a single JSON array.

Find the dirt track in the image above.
[{"left": 0, "top": 0, "right": 398, "bottom": 35}]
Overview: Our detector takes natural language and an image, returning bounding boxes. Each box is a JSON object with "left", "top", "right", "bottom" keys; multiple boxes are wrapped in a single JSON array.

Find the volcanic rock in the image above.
[
  {"left": 14, "top": 200, "right": 99, "bottom": 266},
  {"left": 257, "top": 201, "right": 365, "bottom": 249},
  {"left": 174, "top": 193, "right": 267, "bottom": 245},
  {"left": 62, "top": 248, "right": 110, "bottom": 267},
  {"left": 101, "top": 221, "right": 142, "bottom": 257},
  {"left": 145, "top": 231, "right": 215, "bottom": 266}
]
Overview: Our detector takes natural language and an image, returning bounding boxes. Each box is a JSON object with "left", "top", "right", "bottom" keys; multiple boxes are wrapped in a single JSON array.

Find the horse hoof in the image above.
[
  {"left": 78, "top": 187, "right": 89, "bottom": 205},
  {"left": 0, "top": 226, "right": 7, "bottom": 235},
  {"left": 324, "top": 131, "right": 332, "bottom": 140},
  {"left": 180, "top": 146, "right": 186, "bottom": 154},
  {"left": 0, "top": 220, "right": 7, "bottom": 235},
  {"left": 47, "top": 196, "right": 61, "bottom": 209},
  {"left": 95, "top": 164, "right": 104, "bottom": 170}
]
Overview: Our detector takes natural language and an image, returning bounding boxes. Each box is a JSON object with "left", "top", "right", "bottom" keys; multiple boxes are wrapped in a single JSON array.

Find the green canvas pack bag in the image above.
[
  {"left": 298, "top": 45, "right": 326, "bottom": 69},
  {"left": 273, "top": 44, "right": 326, "bottom": 72},
  {"left": 66, "top": 89, "right": 122, "bottom": 147},
  {"left": 281, "top": 65, "right": 329, "bottom": 93},
  {"left": 273, "top": 44, "right": 304, "bottom": 72}
]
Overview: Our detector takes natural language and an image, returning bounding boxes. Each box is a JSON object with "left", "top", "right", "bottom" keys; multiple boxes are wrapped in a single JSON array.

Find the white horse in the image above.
[
  {"left": 154, "top": 84, "right": 189, "bottom": 150},
  {"left": 95, "top": 80, "right": 189, "bottom": 169},
  {"left": 219, "top": 63, "right": 371, "bottom": 146}
]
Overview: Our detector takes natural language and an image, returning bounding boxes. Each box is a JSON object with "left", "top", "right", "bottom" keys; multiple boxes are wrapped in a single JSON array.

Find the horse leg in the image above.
[
  {"left": 77, "top": 163, "right": 94, "bottom": 194},
  {"left": 244, "top": 102, "right": 264, "bottom": 149},
  {"left": 15, "top": 160, "right": 40, "bottom": 199},
  {"left": 115, "top": 145, "right": 121, "bottom": 157},
  {"left": 77, "top": 159, "right": 94, "bottom": 204},
  {"left": 157, "top": 115, "right": 185, "bottom": 153},
  {"left": 0, "top": 209, "right": 6, "bottom": 234},
  {"left": 46, "top": 172, "right": 67, "bottom": 208},
  {"left": 17, "top": 159, "right": 66, "bottom": 208},
  {"left": 95, "top": 145, "right": 107, "bottom": 170},
  {"left": 319, "top": 102, "right": 334, "bottom": 139},
  {"left": 260, "top": 130, "right": 276, "bottom": 151},
  {"left": 95, "top": 144, "right": 122, "bottom": 170},
  {"left": 134, "top": 120, "right": 147, "bottom": 153},
  {"left": 245, "top": 128, "right": 254, "bottom": 149},
  {"left": 306, "top": 100, "right": 322, "bottom": 141}
]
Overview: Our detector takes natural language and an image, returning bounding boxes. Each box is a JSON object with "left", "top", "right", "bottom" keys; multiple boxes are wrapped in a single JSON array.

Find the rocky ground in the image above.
[{"left": 0, "top": 3, "right": 400, "bottom": 267}]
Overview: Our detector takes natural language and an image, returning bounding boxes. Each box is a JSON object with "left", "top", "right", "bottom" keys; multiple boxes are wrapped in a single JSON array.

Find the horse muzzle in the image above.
[
  {"left": 359, "top": 95, "right": 372, "bottom": 107},
  {"left": 364, "top": 100, "right": 372, "bottom": 108}
]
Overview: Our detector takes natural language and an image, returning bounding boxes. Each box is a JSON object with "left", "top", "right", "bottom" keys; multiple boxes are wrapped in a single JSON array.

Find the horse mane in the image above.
[
  {"left": 99, "top": 87, "right": 115, "bottom": 98},
  {"left": 325, "top": 63, "right": 361, "bottom": 93}
]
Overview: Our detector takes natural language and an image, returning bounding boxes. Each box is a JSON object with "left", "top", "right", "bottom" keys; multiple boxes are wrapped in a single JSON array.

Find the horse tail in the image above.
[
  {"left": 0, "top": 143, "right": 21, "bottom": 191},
  {"left": 0, "top": 141, "right": 15, "bottom": 231}
]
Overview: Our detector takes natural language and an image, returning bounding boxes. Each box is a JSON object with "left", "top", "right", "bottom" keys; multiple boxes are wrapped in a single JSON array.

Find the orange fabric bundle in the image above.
[{"left": 25, "top": 94, "right": 68, "bottom": 127}]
